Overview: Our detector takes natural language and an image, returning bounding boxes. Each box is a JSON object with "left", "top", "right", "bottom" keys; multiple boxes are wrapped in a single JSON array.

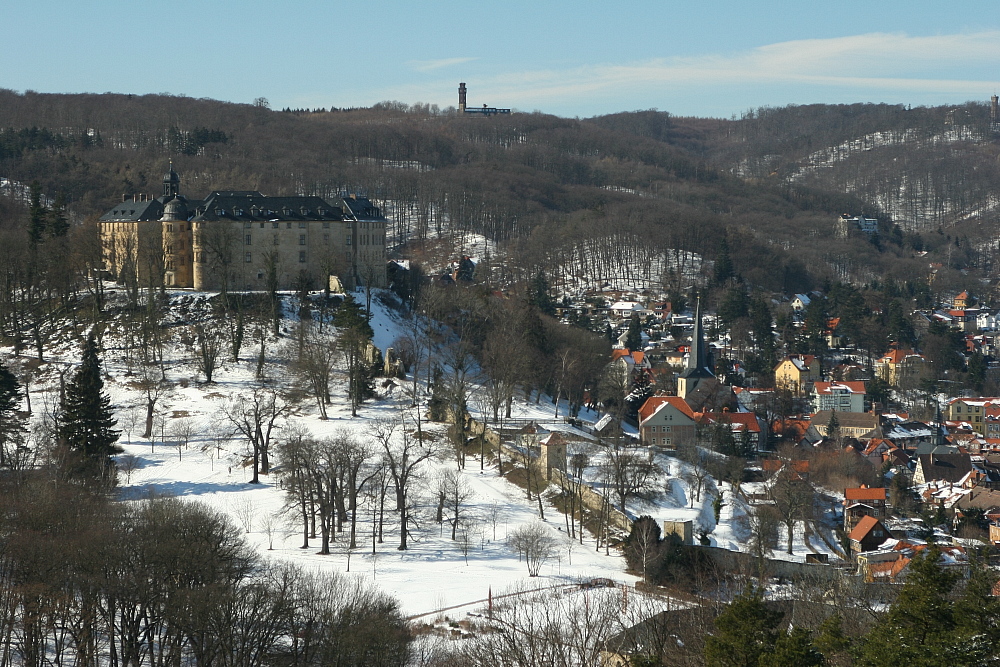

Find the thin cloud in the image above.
[
  {"left": 490, "top": 31, "right": 1000, "bottom": 102},
  {"left": 408, "top": 57, "right": 479, "bottom": 73}
]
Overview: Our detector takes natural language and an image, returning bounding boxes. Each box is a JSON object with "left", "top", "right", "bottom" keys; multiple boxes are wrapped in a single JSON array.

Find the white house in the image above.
[{"left": 811, "top": 381, "right": 867, "bottom": 413}]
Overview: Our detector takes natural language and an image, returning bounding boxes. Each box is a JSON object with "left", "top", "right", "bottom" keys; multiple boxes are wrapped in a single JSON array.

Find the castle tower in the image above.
[
  {"left": 458, "top": 83, "right": 467, "bottom": 112},
  {"left": 163, "top": 160, "right": 180, "bottom": 198},
  {"left": 161, "top": 195, "right": 192, "bottom": 288},
  {"left": 677, "top": 298, "right": 714, "bottom": 399}
]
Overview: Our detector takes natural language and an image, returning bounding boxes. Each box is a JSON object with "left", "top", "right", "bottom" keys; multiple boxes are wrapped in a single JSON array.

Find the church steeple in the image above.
[
  {"left": 678, "top": 296, "right": 714, "bottom": 400},
  {"left": 687, "top": 297, "right": 706, "bottom": 373},
  {"left": 163, "top": 160, "right": 180, "bottom": 198}
]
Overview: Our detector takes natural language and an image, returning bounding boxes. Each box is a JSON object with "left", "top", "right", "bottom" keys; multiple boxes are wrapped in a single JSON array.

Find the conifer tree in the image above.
[
  {"left": 529, "top": 270, "right": 555, "bottom": 316},
  {"left": 625, "top": 312, "right": 643, "bottom": 351},
  {"left": 48, "top": 192, "right": 70, "bottom": 237},
  {"left": 28, "top": 181, "right": 46, "bottom": 244},
  {"left": 762, "top": 627, "right": 823, "bottom": 667},
  {"left": 856, "top": 546, "right": 960, "bottom": 666},
  {"left": 59, "top": 336, "right": 121, "bottom": 474},
  {"left": 704, "top": 586, "right": 782, "bottom": 667},
  {"left": 0, "top": 363, "right": 24, "bottom": 468}
]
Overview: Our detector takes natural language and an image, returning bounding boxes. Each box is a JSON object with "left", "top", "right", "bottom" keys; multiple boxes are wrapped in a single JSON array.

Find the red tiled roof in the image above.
[
  {"left": 849, "top": 515, "right": 883, "bottom": 542},
  {"left": 845, "top": 486, "right": 887, "bottom": 502},
  {"left": 879, "top": 348, "right": 924, "bottom": 364},
  {"left": 638, "top": 395, "right": 696, "bottom": 423}
]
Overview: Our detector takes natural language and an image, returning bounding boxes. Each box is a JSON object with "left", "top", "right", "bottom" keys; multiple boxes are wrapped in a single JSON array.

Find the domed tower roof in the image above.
[
  {"left": 162, "top": 160, "right": 180, "bottom": 197},
  {"left": 161, "top": 197, "right": 187, "bottom": 222}
]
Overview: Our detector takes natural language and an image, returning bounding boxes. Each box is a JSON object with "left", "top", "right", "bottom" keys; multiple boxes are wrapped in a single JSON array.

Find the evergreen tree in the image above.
[
  {"left": 826, "top": 410, "right": 840, "bottom": 444},
  {"left": 28, "top": 181, "right": 46, "bottom": 244},
  {"left": 529, "top": 270, "right": 556, "bottom": 316},
  {"left": 0, "top": 363, "right": 24, "bottom": 468},
  {"left": 813, "top": 613, "right": 850, "bottom": 664},
  {"left": 704, "top": 587, "right": 783, "bottom": 667},
  {"left": 59, "top": 336, "right": 121, "bottom": 474},
  {"left": 856, "top": 546, "right": 960, "bottom": 667},
  {"left": 718, "top": 285, "right": 749, "bottom": 327},
  {"left": 48, "top": 192, "right": 69, "bottom": 237},
  {"left": 713, "top": 235, "right": 736, "bottom": 286},
  {"left": 625, "top": 312, "right": 643, "bottom": 351},
  {"left": 762, "top": 627, "right": 823, "bottom": 667},
  {"left": 427, "top": 366, "right": 448, "bottom": 422}
]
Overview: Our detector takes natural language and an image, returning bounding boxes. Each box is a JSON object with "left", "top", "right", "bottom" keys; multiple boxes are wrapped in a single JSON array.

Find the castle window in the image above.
[
  {"left": 299, "top": 222, "right": 306, "bottom": 229},
  {"left": 286, "top": 222, "right": 292, "bottom": 229},
  {"left": 299, "top": 251, "right": 306, "bottom": 263},
  {"left": 273, "top": 235, "right": 279, "bottom": 245},
  {"left": 244, "top": 221, "right": 251, "bottom": 229},
  {"left": 245, "top": 252, "right": 252, "bottom": 263},
  {"left": 299, "top": 234, "right": 306, "bottom": 245},
  {"left": 322, "top": 222, "right": 330, "bottom": 228},
  {"left": 245, "top": 235, "right": 252, "bottom": 245},
  {"left": 346, "top": 235, "right": 352, "bottom": 245},
  {"left": 166, "top": 224, "right": 173, "bottom": 232},
  {"left": 272, "top": 222, "right": 279, "bottom": 228},
  {"left": 259, "top": 222, "right": 264, "bottom": 228}
]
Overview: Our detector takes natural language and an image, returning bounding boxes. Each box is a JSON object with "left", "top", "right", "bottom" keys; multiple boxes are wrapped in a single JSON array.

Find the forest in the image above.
[{"left": 0, "top": 89, "right": 995, "bottom": 295}]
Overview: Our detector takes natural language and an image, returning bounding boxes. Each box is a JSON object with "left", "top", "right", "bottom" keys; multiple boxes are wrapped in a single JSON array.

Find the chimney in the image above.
[{"left": 458, "top": 82, "right": 467, "bottom": 112}]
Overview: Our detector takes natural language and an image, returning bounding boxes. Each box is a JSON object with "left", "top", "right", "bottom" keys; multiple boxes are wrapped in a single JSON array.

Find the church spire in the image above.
[{"left": 687, "top": 297, "right": 706, "bottom": 372}]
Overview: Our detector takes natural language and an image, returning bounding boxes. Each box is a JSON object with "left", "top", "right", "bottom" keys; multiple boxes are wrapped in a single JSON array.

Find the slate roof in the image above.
[{"left": 917, "top": 453, "right": 973, "bottom": 484}]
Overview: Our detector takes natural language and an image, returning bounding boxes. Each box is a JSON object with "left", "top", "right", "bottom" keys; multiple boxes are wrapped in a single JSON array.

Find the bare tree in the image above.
[
  {"left": 438, "top": 468, "right": 474, "bottom": 540},
  {"left": 769, "top": 469, "right": 814, "bottom": 555},
  {"left": 678, "top": 443, "right": 712, "bottom": 505},
  {"left": 118, "top": 453, "right": 140, "bottom": 484},
  {"left": 291, "top": 322, "right": 339, "bottom": 419},
  {"left": 604, "top": 442, "right": 659, "bottom": 514},
  {"left": 193, "top": 321, "right": 225, "bottom": 383},
  {"left": 231, "top": 497, "right": 258, "bottom": 534},
  {"left": 508, "top": 523, "right": 555, "bottom": 576},
  {"left": 222, "top": 386, "right": 288, "bottom": 483},
  {"left": 372, "top": 407, "right": 435, "bottom": 551}
]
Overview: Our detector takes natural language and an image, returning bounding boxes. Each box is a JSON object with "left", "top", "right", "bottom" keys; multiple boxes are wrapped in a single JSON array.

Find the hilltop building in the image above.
[
  {"left": 836, "top": 214, "right": 879, "bottom": 238},
  {"left": 100, "top": 164, "right": 386, "bottom": 291}
]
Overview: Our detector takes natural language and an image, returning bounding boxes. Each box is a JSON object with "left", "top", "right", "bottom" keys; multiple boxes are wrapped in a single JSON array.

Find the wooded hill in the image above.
[{"left": 0, "top": 89, "right": 994, "bottom": 296}]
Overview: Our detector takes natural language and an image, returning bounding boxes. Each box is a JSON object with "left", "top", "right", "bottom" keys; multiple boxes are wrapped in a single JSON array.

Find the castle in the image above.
[{"left": 99, "top": 164, "right": 387, "bottom": 291}]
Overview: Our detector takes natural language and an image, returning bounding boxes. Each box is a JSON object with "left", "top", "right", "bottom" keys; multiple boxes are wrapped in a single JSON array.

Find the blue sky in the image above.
[{"left": 5, "top": 1, "right": 1000, "bottom": 118}]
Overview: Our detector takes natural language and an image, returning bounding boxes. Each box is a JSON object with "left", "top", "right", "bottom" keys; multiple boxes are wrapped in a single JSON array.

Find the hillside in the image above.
[{"left": 0, "top": 90, "right": 991, "bottom": 295}]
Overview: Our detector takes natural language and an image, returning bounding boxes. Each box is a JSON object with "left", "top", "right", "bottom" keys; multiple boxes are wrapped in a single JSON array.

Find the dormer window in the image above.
[
  {"left": 300, "top": 207, "right": 310, "bottom": 216},
  {"left": 282, "top": 207, "right": 292, "bottom": 216}
]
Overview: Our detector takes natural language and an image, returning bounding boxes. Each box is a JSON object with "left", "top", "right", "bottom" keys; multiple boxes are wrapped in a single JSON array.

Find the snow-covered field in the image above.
[
  {"left": 7, "top": 286, "right": 845, "bottom": 619},
  {"left": 13, "top": 288, "right": 638, "bottom": 618}
]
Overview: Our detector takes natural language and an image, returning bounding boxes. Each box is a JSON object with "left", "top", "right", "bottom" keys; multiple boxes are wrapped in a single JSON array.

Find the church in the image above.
[{"left": 99, "top": 164, "right": 387, "bottom": 291}]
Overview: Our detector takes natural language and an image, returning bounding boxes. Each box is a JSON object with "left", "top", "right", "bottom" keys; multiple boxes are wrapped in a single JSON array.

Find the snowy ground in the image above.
[
  {"left": 12, "top": 288, "right": 636, "bottom": 618},
  {"left": 8, "top": 286, "right": 845, "bottom": 619}
]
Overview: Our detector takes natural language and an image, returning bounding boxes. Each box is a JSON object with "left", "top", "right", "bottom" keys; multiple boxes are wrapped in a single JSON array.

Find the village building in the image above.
[
  {"left": 774, "top": 354, "right": 820, "bottom": 395},
  {"left": 947, "top": 397, "right": 1000, "bottom": 436},
  {"left": 874, "top": 348, "right": 932, "bottom": 387},
  {"left": 100, "top": 164, "right": 387, "bottom": 291},
  {"left": 638, "top": 395, "right": 697, "bottom": 449},
  {"left": 811, "top": 381, "right": 866, "bottom": 413},
  {"left": 912, "top": 452, "right": 974, "bottom": 486},
  {"left": 812, "top": 410, "right": 880, "bottom": 439},
  {"left": 844, "top": 486, "right": 888, "bottom": 532},
  {"left": 849, "top": 515, "right": 891, "bottom": 556}
]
